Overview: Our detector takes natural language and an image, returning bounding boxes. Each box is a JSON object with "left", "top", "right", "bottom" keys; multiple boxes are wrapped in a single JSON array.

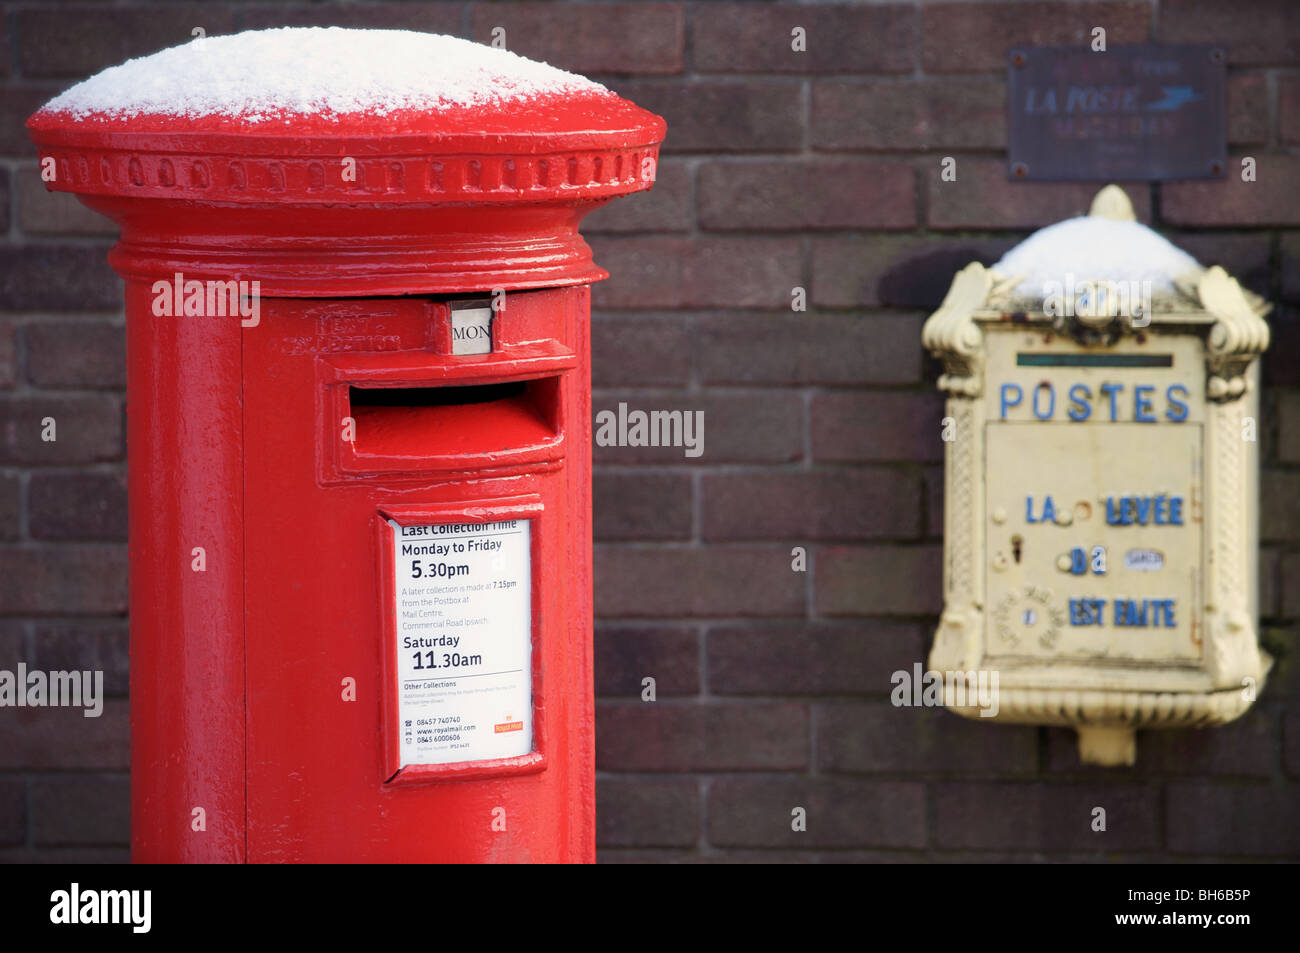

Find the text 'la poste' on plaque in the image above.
[{"left": 1007, "top": 44, "right": 1226, "bottom": 182}]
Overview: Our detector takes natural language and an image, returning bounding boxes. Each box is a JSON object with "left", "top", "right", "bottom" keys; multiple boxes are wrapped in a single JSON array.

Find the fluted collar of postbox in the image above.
[
  {"left": 26, "top": 28, "right": 665, "bottom": 293},
  {"left": 28, "top": 28, "right": 665, "bottom": 206}
]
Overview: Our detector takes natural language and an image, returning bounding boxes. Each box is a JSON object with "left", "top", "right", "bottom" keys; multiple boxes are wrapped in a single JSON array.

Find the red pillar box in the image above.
[{"left": 28, "top": 28, "right": 664, "bottom": 863}]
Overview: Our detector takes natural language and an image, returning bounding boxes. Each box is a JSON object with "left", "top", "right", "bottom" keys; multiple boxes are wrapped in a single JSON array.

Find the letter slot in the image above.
[{"left": 349, "top": 377, "right": 561, "bottom": 461}]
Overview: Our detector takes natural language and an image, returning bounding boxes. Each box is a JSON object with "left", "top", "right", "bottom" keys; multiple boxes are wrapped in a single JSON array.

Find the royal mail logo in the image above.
[{"left": 494, "top": 720, "right": 524, "bottom": 734}]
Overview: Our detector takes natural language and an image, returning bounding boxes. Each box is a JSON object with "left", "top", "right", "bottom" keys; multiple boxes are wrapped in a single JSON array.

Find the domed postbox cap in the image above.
[
  {"left": 924, "top": 185, "right": 1270, "bottom": 400},
  {"left": 983, "top": 185, "right": 1269, "bottom": 318},
  {"left": 27, "top": 28, "right": 667, "bottom": 292}
]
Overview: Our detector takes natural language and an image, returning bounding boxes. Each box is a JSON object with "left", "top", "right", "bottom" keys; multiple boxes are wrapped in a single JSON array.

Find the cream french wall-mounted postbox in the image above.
[{"left": 922, "top": 186, "right": 1272, "bottom": 766}]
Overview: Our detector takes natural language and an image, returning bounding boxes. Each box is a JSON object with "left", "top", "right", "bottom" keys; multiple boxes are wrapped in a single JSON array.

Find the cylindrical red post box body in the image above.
[{"left": 28, "top": 29, "right": 664, "bottom": 863}]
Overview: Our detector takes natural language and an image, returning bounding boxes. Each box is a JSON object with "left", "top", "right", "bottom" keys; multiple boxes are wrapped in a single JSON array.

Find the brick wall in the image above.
[{"left": 1, "top": 0, "right": 1297, "bottom": 862}]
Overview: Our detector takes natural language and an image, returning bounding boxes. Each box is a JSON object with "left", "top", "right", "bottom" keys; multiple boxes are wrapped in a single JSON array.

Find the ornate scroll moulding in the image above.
[{"left": 921, "top": 185, "right": 1272, "bottom": 767}]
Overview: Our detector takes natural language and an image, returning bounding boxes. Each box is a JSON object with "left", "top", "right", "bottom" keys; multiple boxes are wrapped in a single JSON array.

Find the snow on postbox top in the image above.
[
  {"left": 980, "top": 185, "right": 1269, "bottom": 321},
  {"left": 27, "top": 27, "right": 666, "bottom": 293},
  {"left": 923, "top": 184, "right": 1271, "bottom": 401}
]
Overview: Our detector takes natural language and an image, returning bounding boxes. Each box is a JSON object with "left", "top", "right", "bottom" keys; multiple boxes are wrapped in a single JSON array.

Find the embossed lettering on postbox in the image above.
[{"left": 985, "top": 334, "right": 1204, "bottom": 665}]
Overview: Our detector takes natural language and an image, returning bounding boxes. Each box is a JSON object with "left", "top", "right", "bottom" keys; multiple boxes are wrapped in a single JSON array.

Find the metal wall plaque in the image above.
[{"left": 1007, "top": 45, "right": 1225, "bottom": 182}]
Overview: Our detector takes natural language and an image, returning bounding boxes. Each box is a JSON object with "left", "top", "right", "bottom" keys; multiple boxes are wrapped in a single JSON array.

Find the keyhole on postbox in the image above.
[{"left": 1011, "top": 534, "right": 1023, "bottom": 564}]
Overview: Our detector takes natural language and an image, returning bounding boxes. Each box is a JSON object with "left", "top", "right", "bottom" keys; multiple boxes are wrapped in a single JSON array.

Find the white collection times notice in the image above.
[{"left": 390, "top": 518, "right": 532, "bottom": 767}]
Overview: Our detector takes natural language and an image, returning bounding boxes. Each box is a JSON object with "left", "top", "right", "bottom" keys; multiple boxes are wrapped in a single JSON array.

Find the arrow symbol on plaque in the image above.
[{"left": 1145, "top": 86, "right": 1202, "bottom": 112}]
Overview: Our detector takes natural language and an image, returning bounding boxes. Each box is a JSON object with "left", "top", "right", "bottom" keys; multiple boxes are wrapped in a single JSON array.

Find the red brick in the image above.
[
  {"left": 928, "top": 160, "right": 1151, "bottom": 229},
  {"left": 0, "top": 546, "right": 128, "bottom": 614},
  {"left": 608, "top": 79, "right": 803, "bottom": 152},
  {"left": 1046, "top": 710, "right": 1274, "bottom": 777},
  {"left": 1264, "top": 306, "right": 1300, "bottom": 386},
  {"left": 0, "top": 247, "right": 121, "bottom": 312},
  {"left": 471, "top": 3, "right": 684, "bottom": 75},
  {"left": 809, "top": 849, "right": 945, "bottom": 862},
  {"left": 925, "top": 465, "right": 944, "bottom": 538},
  {"left": 811, "top": 234, "right": 1024, "bottom": 308},
  {"left": 17, "top": 6, "right": 240, "bottom": 78},
  {"left": 1167, "top": 782, "right": 1300, "bottom": 855},
  {"left": 922, "top": 2, "right": 1152, "bottom": 73},
  {"left": 1282, "top": 76, "right": 1300, "bottom": 145},
  {"left": 815, "top": 545, "right": 943, "bottom": 616},
  {"left": 708, "top": 777, "right": 926, "bottom": 848},
  {"left": 1165, "top": 156, "right": 1300, "bottom": 226},
  {"left": 697, "top": 314, "right": 926, "bottom": 387},
  {"left": 0, "top": 88, "right": 54, "bottom": 157},
  {"left": 31, "top": 775, "right": 128, "bottom": 846},
  {"left": 1282, "top": 233, "right": 1300, "bottom": 303},
  {"left": 1277, "top": 391, "right": 1300, "bottom": 464},
  {"left": 842, "top": 850, "right": 997, "bottom": 862},
  {"left": 237, "top": 3, "right": 463, "bottom": 34},
  {"left": 1261, "top": 546, "right": 1280, "bottom": 619},
  {"left": 1159, "top": 0, "right": 1300, "bottom": 67},
  {"left": 819, "top": 703, "right": 1038, "bottom": 775},
  {"left": 29, "top": 471, "right": 127, "bottom": 540},
  {"left": 24, "top": 321, "right": 124, "bottom": 389},
  {"left": 1228, "top": 73, "right": 1270, "bottom": 145},
  {"left": 810, "top": 391, "right": 947, "bottom": 463},
  {"left": 0, "top": 847, "right": 130, "bottom": 864},
  {"left": 1283, "top": 555, "right": 1300, "bottom": 619},
  {"left": 707, "top": 621, "right": 927, "bottom": 695},
  {"left": 582, "top": 159, "right": 689, "bottom": 233},
  {"left": 591, "top": 313, "right": 690, "bottom": 388},
  {"left": 813, "top": 78, "right": 1006, "bottom": 151},
  {"left": 595, "top": 544, "right": 805, "bottom": 617},
  {"left": 0, "top": 780, "right": 22, "bottom": 846},
  {"left": 693, "top": 4, "right": 914, "bottom": 74},
  {"left": 701, "top": 469, "right": 921, "bottom": 541},
  {"left": 0, "top": 701, "right": 128, "bottom": 770},
  {"left": 594, "top": 471, "right": 692, "bottom": 540},
  {"left": 0, "top": 622, "right": 23, "bottom": 669},
  {"left": 0, "top": 320, "right": 13, "bottom": 389},
  {"left": 0, "top": 473, "right": 17, "bottom": 542},
  {"left": 1261, "top": 470, "right": 1300, "bottom": 542},
  {"left": 698, "top": 160, "right": 915, "bottom": 231},
  {"left": 596, "top": 701, "right": 808, "bottom": 770},
  {"left": 0, "top": 395, "right": 123, "bottom": 464},
  {"left": 595, "top": 624, "right": 699, "bottom": 697},
  {"left": 592, "top": 392, "right": 803, "bottom": 463},
  {"left": 934, "top": 781, "right": 1159, "bottom": 850},
  {"left": 598, "top": 848, "right": 821, "bottom": 863},
  {"left": 590, "top": 236, "right": 801, "bottom": 309},
  {"left": 1168, "top": 231, "right": 1273, "bottom": 298},
  {"left": 929, "top": 849, "right": 1157, "bottom": 862},
  {"left": 33, "top": 621, "right": 130, "bottom": 696},
  {"left": 597, "top": 778, "right": 699, "bottom": 847},
  {"left": 16, "top": 166, "right": 117, "bottom": 237},
  {"left": 1285, "top": 712, "right": 1300, "bottom": 778},
  {"left": 1262, "top": 627, "right": 1300, "bottom": 697}
]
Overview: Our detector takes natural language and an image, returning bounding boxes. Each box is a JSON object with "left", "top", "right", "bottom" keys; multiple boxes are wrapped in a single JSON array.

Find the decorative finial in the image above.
[{"left": 1089, "top": 184, "right": 1136, "bottom": 221}]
